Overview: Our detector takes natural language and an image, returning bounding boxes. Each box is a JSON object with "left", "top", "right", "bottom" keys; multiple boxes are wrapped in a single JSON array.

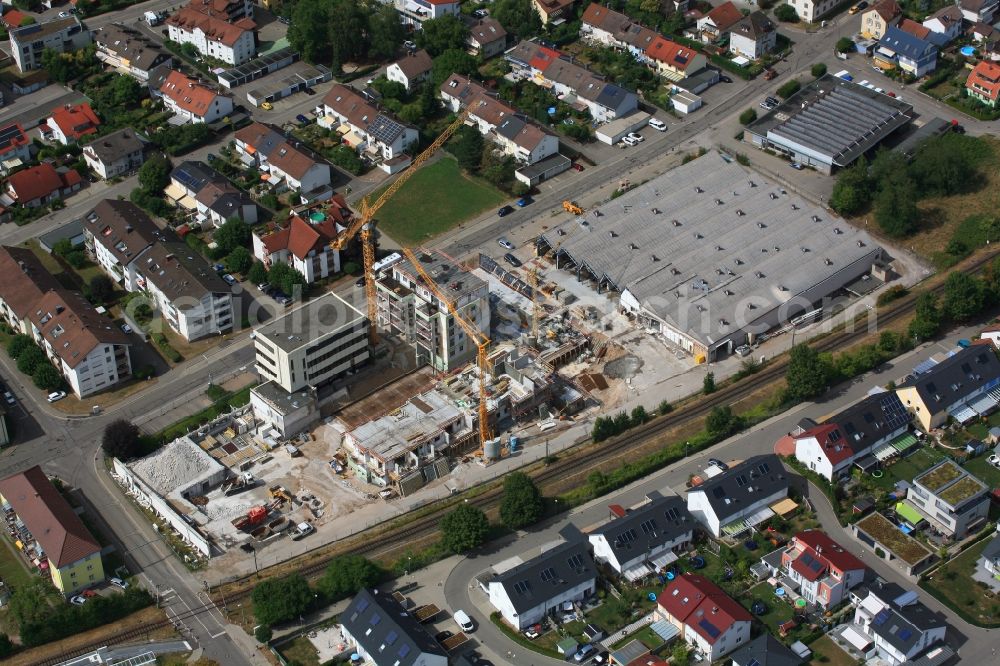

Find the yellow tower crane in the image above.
[
  {"left": 401, "top": 247, "right": 493, "bottom": 450},
  {"left": 330, "top": 106, "right": 473, "bottom": 345}
]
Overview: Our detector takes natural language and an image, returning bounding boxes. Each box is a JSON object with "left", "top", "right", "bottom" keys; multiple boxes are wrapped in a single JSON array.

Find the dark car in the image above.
[
  {"left": 497, "top": 205, "right": 514, "bottom": 217},
  {"left": 516, "top": 196, "right": 533, "bottom": 207},
  {"left": 503, "top": 253, "right": 521, "bottom": 267},
  {"left": 355, "top": 277, "right": 366, "bottom": 287},
  {"left": 434, "top": 630, "right": 453, "bottom": 643},
  {"left": 708, "top": 458, "right": 728, "bottom": 470},
  {"left": 304, "top": 87, "right": 316, "bottom": 95},
  {"left": 296, "top": 113, "right": 309, "bottom": 124},
  {"left": 720, "top": 75, "right": 732, "bottom": 83}
]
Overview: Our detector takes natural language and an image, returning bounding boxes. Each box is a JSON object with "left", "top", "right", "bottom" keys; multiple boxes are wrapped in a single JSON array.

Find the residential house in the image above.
[
  {"left": 581, "top": 4, "right": 633, "bottom": 46},
  {"left": 393, "top": 0, "right": 459, "bottom": 29},
  {"left": 28, "top": 289, "right": 133, "bottom": 397},
  {"left": 0, "top": 123, "right": 32, "bottom": 166},
  {"left": 967, "top": 60, "right": 1000, "bottom": 107},
  {"left": 729, "top": 634, "right": 804, "bottom": 666},
  {"left": 6, "top": 164, "right": 82, "bottom": 207},
  {"left": 166, "top": 7, "right": 256, "bottom": 65},
  {"left": 532, "top": 0, "right": 576, "bottom": 24},
  {"left": 340, "top": 589, "right": 447, "bottom": 666},
  {"left": 254, "top": 292, "right": 370, "bottom": 394},
  {"left": 897, "top": 18, "right": 933, "bottom": 41},
  {"left": 895, "top": 346, "right": 1000, "bottom": 430},
  {"left": 439, "top": 74, "right": 559, "bottom": 165},
  {"left": 386, "top": 49, "right": 433, "bottom": 91},
  {"left": 921, "top": 5, "right": 963, "bottom": 46},
  {"left": 588, "top": 493, "right": 694, "bottom": 579},
  {"left": 645, "top": 36, "right": 709, "bottom": 82},
  {"left": 83, "top": 129, "right": 146, "bottom": 180},
  {"left": 46, "top": 103, "right": 101, "bottom": 145},
  {"left": 94, "top": 23, "right": 174, "bottom": 82},
  {"left": 766, "top": 530, "right": 866, "bottom": 609},
  {"left": 792, "top": 391, "right": 910, "bottom": 481},
  {"left": 851, "top": 580, "right": 946, "bottom": 665},
  {"left": 0, "top": 466, "right": 105, "bottom": 594},
  {"left": 485, "top": 533, "right": 597, "bottom": 630},
  {"left": 252, "top": 196, "right": 353, "bottom": 282},
  {"left": 977, "top": 532, "right": 1000, "bottom": 584},
  {"left": 686, "top": 454, "right": 789, "bottom": 537},
  {"left": 874, "top": 26, "right": 938, "bottom": 78},
  {"left": 183, "top": 0, "right": 255, "bottom": 22},
  {"left": 655, "top": 573, "right": 752, "bottom": 661},
  {"left": 167, "top": 160, "right": 258, "bottom": 228},
  {"left": 696, "top": 1, "right": 743, "bottom": 43},
  {"left": 860, "top": 0, "right": 902, "bottom": 40},
  {"left": 729, "top": 11, "right": 777, "bottom": 59},
  {"left": 232, "top": 122, "right": 332, "bottom": 200},
  {"left": 0, "top": 245, "right": 62, "bottom": 335},
  {"left": 84, "top": 199, "right": 160, "bottom": 287},
  {"left": 959, "top": 0, "right": 998, "bottom": 24},
  {"left": 787, "top": 0, "right": 840, "bottom": 22},
  {"left": 159, "top": 70, "right": 235, "bottom": 124},
  {"left": 9, "top": 16, "right": 91, "bottom": 72},
  {"left": 505, "top": 41, "right": 638, "bottom": 122},
  {"left": 968, "top": 21, "right": 999, "bottom": 44},
  {"left": 317, "top": 85, "right": 418, "bottom": 167},
  {"left": 904, "top": 459, "right": 989, "bottom": 538},
  {"left": 466, "top": 18, "right": 507, "bottom": 58}
]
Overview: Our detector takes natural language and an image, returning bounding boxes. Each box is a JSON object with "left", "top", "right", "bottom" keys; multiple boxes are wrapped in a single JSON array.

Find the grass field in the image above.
[
  {"left": 922, "top": 537, "right": 1000, "bottom": 626},
  {"left": 276, "top": 636, "right": 322, "bottom": 666},
  {"left": 371, "top": 157, "right": 507, "bottom": 246},
  {"left": 740, "top": 582, "right": 795, "bottom": 634},
  {"left": 809, "top": 635, "right": 857, "bottom": 666},
  {"left": 0, "top": 533, "right": 34, "bottom": 590},
  {"left": 865, "top": 446, "right": 947, "bottom": 491}
]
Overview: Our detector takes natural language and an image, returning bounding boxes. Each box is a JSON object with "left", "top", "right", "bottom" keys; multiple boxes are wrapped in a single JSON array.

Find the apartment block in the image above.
[
  {"left": 10, "top": 17, "right": 91, "bottom": 72},
  {"left": 905, "top": 459, "right": 989, "bottom": 538}
]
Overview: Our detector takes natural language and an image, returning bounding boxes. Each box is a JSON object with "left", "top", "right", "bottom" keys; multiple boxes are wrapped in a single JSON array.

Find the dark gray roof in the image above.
[
  {"left": 898, "top": 346, "right": 1000, "bottom": 410},
  {"left": 491, "top": 537, "right": 597, "bottom": 614},
  {"left": 904, "top": 645, "right": 955, "bottom": 666},
  {"left": 95, "top": 23, "right": 172, "bottom": 72},
  {"left": 824, "top": 390, "right": 909, "bottom": 447},
  {"left": 171, "top": 161, "right": 217, "bottom": 192},
  {"left": 83, "top": 128, "right": 145, "bottom": 163},
  {"left": 595, "top": 83, "right": 631, "bottom": 112},
  {"left": 730, "top": 634, "right": 803, "bottom": 666},
  {"left": 495, "top": 115, "right": 527, "bottom": 141},
  {"left": 880, "top": 25, "right": 937, "bottom": 59},
  {"left": 589, "top": 494, "right": 693, "bottom": 558},
  {"left": 983, "top": 534, "right": 1000, "bottom": 562},
  {"left": 687, "top": 454, "right": 788, "bottom": 523},
  {"left": 869, "top": 601, "right": 945, "bottom": 656},
  {"left": 138, "top": 240, "right": 230, "bottom": 304},
  {"left": 368, "top": 114, "right": 409, "bottom": 145},
  {"left": 341, "top": 589, "right": 446, "bottom": 666},
  {"left": 85, "top": 199, "right": 160, "bottom": 266},
  {"left": 731, "top": 11, "right": 775, "bottom": 39}
]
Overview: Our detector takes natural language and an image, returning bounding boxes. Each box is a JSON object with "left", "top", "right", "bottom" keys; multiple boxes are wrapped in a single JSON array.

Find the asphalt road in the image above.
[{"left": 442, "top": 325, "right": 996, "bottom": 665}]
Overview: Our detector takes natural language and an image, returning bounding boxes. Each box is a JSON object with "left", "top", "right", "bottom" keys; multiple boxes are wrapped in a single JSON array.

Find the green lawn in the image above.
[
  {"left": 921, "top": 537, "right": 1000, "bottom": 626},
  {"left": 962, "top": 455, "right": 1000, "bottom": 489},
  {"left": 276, "top": 636, "right": 321, "bottom": 666},
  {"left": 740, "top": 582, "right": 795, "bottom": 633},
  {"left": 809, "top": 635, "right": 857, "bottom": 666},
  {"left": 371, "top": 157, "right": 507, "bottom": 246},
  {"left": 865, "top": 446, "right": 948, "bottom": 491},
  {"left": 0, "top": 533, "right": 35, "bottom": 590},
  {"left": 611, "top": 624, "right": 663, "bottom": 650}
]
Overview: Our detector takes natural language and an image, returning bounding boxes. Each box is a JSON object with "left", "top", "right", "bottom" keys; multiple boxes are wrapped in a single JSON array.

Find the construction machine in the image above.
[
  {"left": 401, "top": 247, "right": 492, "bottom": 450},
  {"left": 330, "top": 106, "right": 473, "bottom": 345},
  {"left": 562, "top": 200, "right": 583, "bottom": 215}
]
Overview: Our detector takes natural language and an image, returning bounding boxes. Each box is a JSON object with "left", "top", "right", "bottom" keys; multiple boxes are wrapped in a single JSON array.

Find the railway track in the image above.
[{"left": 211, "top": 251, "right": 995, "bottom": 604}]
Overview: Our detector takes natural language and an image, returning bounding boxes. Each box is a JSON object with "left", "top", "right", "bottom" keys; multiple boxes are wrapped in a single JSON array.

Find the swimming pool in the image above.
[{"left": 960, "top": 46, "right": 977, "bottom": 57}]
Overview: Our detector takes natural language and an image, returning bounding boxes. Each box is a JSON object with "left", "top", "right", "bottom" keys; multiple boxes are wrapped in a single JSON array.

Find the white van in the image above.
[
  {"left": 454, "top": 609, "right": 474, "bottom": 632},
  {"left": 648, "top": 118, "right": 667, "bottom": 131}
]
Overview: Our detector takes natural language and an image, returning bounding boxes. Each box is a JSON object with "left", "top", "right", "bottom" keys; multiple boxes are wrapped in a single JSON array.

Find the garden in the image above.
[{"left": 921, "top": 533, "right": 1000, "bottom": 627}]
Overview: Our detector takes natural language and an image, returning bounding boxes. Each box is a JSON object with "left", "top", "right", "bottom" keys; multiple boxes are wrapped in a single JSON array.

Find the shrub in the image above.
[
  {"left": 811, "top": 63, "right": 827, "bottom": 78},
  {"left": 739, "top": 108, "right": 757, "bottom": 125},
  {"left": 776, "top": 79, "right": 802, "bottom": 99},
  {"left": 774, "top": 4, "right": 798, "bottom": 21}
]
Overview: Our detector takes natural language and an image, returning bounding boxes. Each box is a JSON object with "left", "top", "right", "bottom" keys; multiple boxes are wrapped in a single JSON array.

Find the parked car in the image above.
[
  {"left": 3, "top": 392, "right": 14, "bottom": 406},
  {"left": 296, "top": 113, "right": 309, "bottom": 124},
  {"left": 109, "top": 577, "right": 129, "bottom": 589},
  {"left": 70, "top": 595, "right": 87, "bottom": 605},
  {"left": 720, "top": 75, "right": 733, "bottom": 83},
  {"left": 58, "top": 10, "right": 73, "bottom": 18},
  {"left": 497, "top": 205, "right": 514, "bottom": 217},
  {"left": 213, "top": 263, "right": 225, "bottom": 273},
  {"left": 257, "top": 282, "right": 270, "bottom": 292},
  {"left": 454, "top": 609, "right": 474, "bottom": 632},
  {"left": 648, "top": 118, "right": 667, "bottom": 131},
  {"left": 593, "top": 652, "right": 610, "bottom": 665},
  {"left": 626, "top": 132, "right": 644, "bottom": 142},
  {"left": 222, "top": 274, "right": 237, "bottom": 286},
  {"left": 403, "top": 40, "right": 416, "bottom": 50},
  {"left": 473, "top": 8, "right": 489, "bottom": 17},
  {"left": 498, "top": 238, "right": 515, "bottom": 250},
  {"left": 503, "top": 253, "right": 521, "bottom": 267},
  {"left": 571, "top": 163, "right": 585, "bottom": 171},
  {"left": 849, "top": 1, "right": 868, "bottom": 13},
  {"left": 735, "top": 345, "right": 751, "bottom": 357},
  {"left": 708, "top": 458, "right": 728, "bottom": 470},
  {"left": 355, "top": 277, "right": 366, "bottom": 287},
  {"left": 574, "top": 644, "right": 596, "bottom": 662},
  {"left": 47, "top": 391, "right": 66, "bottom": 403},
  {"left": 516, "top": 196, "right": 533, "bottom": 207},
  {"left": 82, "top": 588, "right": 98, "bottom": 598},
  {"left": 789, "top": 162, "right": 804, "bottom": 170},
  {"left": 621, "top": 135, "right": 639, "bottom": 146},
  {"left": 435, "top": 630, "right": 453, "bottom": 643},
  {"left": 121, "top": 323, "right": 133, "bottom": 334},
  {"left": 304, "top": 87, "right": 316, "bottom": 95}
]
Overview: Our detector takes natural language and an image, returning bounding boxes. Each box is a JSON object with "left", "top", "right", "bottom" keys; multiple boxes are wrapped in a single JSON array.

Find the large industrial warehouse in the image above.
[
  {"left": 745, "top": 75, "right": 913, "bottom": 173},
  {"left": 536, "top": 152, "right": 887, "bottom": 361}
]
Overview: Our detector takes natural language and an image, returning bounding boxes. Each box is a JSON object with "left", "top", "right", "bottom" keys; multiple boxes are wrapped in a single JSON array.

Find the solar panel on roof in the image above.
[
  {"left": 898, "top": 628, "right": 912, "bottom": 641},
  {"left": 748, "top": 660, "right": 761, "bottom": 666},
  {"left": 398, "top": 644, "right": 411, "bottom": 658},
  {"left": 385, "top": 630, "right": 398, "bottom": 646},
  {"left": 0, "top": 125, "right": 22, "bottom": 150},
  {"left": 873, "top": 609, "right": 891, "bottom": 626},
  {"left": 698, "top": 618, "right": 721, "bottom": 638},
  {"left": 369, "top": 612, "right": 381, "bottom": 626},
  {"left": 356, "top": 598, "right": 370, "bottom": 613}
]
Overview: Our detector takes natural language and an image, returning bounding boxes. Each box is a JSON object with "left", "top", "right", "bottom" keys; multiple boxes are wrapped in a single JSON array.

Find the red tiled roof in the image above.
[
  {"left": 793, "top": 530, "right": 866, "bottom": 573},
  {"left": 705, "top": 1, "right": 743, "bottom": 31},
  {"left": 644, "top": 37, "right": 700, "bottom": 71},
  {"left": 6, "top": 163, "right": 73, "bottom": 204},
  {"left": 795, "top": 423, "right": 854, "bottom": 466},
  {"left": 262, "top": 199, "right": 350, "bottom": 260},
  {"left": 0, "top": 245, "right": 62, "bottom": 319},
  {"left": 0, "top": 122, "right": 29, "bottom": 156},
  {"left": 898, "top": 18, "right": 931, "bottom": 40},
  {"left": 869, "top": 0, "right": 903, "bottom": 21},
  {"left": 530, "top": 44, "right": 562, "bottom": 72},
  {"left": 166, "top": 6, "right": 251, "bottom": 46},
  {"left": 49, "top": 103, "right": 100, "bottom": 141},
  {"left": 160, "top": 69, "right": 225, "bottom": 118},
  {"left": 790, "top": 551, "right": 829, "bottom": 581},
  {"left": 0, "top": 465, "right": 100, "bottom": 568},
  {"left": 657, "top": 573, "right": 750, "bottom": 644},
  {"left": 1, "top": 9, "right": 27, "bottom": 27}
]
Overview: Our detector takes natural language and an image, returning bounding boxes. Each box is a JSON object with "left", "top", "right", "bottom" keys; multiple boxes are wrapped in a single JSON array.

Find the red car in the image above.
[
  {"left": 571, "top": 163, "right": 584, "bottom": 172},
  {"left": 82, "top": 588, "right": 98, "bottom": 598}
]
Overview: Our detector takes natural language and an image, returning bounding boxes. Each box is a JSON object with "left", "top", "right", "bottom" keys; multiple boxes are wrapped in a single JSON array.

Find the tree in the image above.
[
  {"left": 908, "top": 293, "right": 942, "bottom": 342},
  {"left": 87, "top": 274, "right": 115, "bottom": 305},
  {"left": 672, "top": 641, "right": 690, "bottom": 665},
  {"left": 102, "top": 419, "right": 142, "bottom": 460},
  {"left": 368, "top": 3, "right": 405, "bottom": 61},
  {"left": 776, "top": 79, "right": 801, "bottom": 99},
  {"left": 316, "top": 555, "right": 382, "bottom": 602},
  {"left": 447, "top": 125, "right": 485, "bottom": 172},
  {"left": 7, "top": 334, "right": 35, "bottom": 359},
  {"left": 215, "top": 217, "right": 251, "bottom": 253},
  {"left": 268, "top": 262, "right": 307, "bottom": 299},
  {"left": 288, "top": 0, "right": 333, "bottom": 64},
  {"left": 829, "top": 157, "right": 872, "bottom": 215},
  {"left": 631, "top": 405, "right": 649, "bottom": 426},
  {"left": 494, "top": 0, "right": 542, "bottom": 38},
  {"left": 138, "top": 154, "right": 171, "bottom": 195},
  {"left": 431, "top": 49, "right": 479, "bottom": 87},
  {"left": 440, "top": 504, "right": 490, "bottom": 553},
  {"left": 247, "top": 261, "right": 269, "bottom": 286},
  {"left": 16, "top": 346, "right": 46, "bottom": 376},
  {"left": 254, "top": 625, "right": 272, "bottom": 643},
  {"left": 706, "top": 406, "right": 740, "bottom": 438},
  {"left": 836, "top": 37, "right": 855, "bottom": 53},
  {"left": 32, "top": 364, "right": 62, "bottom": 391},
  {"left": 703, "top": 372, "right": 716, "bottom": 394},
  {"left": 225, "top": 247, "right": 253, "bottom": 274},
  {"left": 909, "top": 133, "right": 985, "bottom": 197},
  {"left": 739, "top": 108, "right": 757, "bottom": 125},
  {"left": 499, "top": 472, "right": 544, "bottom": 529},
  {"left": 874, "top": 172, "right": 918, "bottom": 237},
  {"left": 416, "top": 16, "right": 469, "bottom": 57},
  {"left": 784, "top": 344, "right": 829, "bottom": 402},
  {"left": 811, "top": 63, "right": 827, "bottom": 78},
  {"left": 774, "top": 4, "right": 799, "bottom": 21},
  {"left": 942, "top": 271, "right": 985, "bottom": 322},
  {"left": 251, "top": 574, "right": 313, "bottom": 627}
]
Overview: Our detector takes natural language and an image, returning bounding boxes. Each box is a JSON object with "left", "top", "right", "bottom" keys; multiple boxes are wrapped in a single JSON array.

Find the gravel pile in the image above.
[{"left": 131, "top": 437, "right": 222, "bottom": 494}]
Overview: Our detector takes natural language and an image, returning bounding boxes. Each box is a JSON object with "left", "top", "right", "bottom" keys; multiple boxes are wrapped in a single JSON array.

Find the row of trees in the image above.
[
  {"left": 445, "top": 125, "right": 529, "bottom": 195},
  {"left": 7, "top": 335, "right": 63, "bottom": 391},
  {"left": 288, "top": 0, "right": 403, "bottom": 69}
]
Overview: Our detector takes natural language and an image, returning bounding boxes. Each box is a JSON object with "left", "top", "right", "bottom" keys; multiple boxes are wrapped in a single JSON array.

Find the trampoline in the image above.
[
  {"left": 744, "top": 540, "right": 759, "bottom": 551},
  {"left": 751, "top": 601, "right": 767, "bottom": 615},
  {"left": 871, "top": 470, "right": 884, "bottom": 478},
  {"left": 775, "top": 588, "right": 786, "bottom": 597}
]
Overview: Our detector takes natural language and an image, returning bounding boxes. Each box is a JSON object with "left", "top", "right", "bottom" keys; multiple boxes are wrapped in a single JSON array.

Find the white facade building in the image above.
[
  {"left": 166, "top": 8, "right": 256, "bottom": 65},
  {"left": 686, "top": 455, "right": 788, "bottom": 537},
  {"left": 10, "top": 17, "right": 91, "bottom": 72}
]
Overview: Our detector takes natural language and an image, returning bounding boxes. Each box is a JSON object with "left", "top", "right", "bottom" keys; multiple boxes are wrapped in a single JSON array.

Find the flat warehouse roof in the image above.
[
  {"left": 254, "top": 291, "right": 367, "bottom": 353},
  {"left": 747, "top": 75, "right": 912, "bottom": 166},
  {"left": 538, "top": 152, "right": 882, "bottom": 347}
]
